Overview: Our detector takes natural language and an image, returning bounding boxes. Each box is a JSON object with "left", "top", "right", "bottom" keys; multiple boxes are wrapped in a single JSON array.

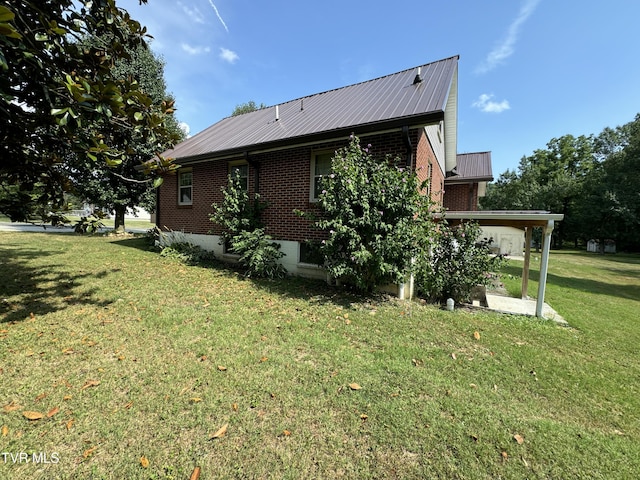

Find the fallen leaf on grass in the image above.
[
  {"left": 190, "top": 397, "right": 202, "bottom": 403},
  {"left": 81, "top": 380, "right": 100, "bottom": 390},
  {"left": 360, "top": 414, "right": 368, "bottom": 420},
  {"left": 83, "top": 446, "right": 96, "bottom": 458},
  {"left": 2, "top": 425, "right": 8, "bottom": 436},
  {"left": 473, "top": 331, "right": 481, "bottom": 340},
  {"left": 47, "top": 407, "right": 59, "bottom": 418},
  {"left": 210, "top": 423, "right": 228, "bottom": 439},
  {"left": 281, "top": 430, "right": 292, "bottom": 436},
  {"left": 190, "top": 466, "right": 201, "bottom": 480},
  {"left": 23, "top": 411, "right": 44, "bottom": 421},
  {"left": 217, "top": 365, "right": 227, "bottom": 371},
  {"left": 3, "top": 402, "right": 21, "bottom": 412},
  {"left": 259, "top": 357, "right": 268, "bottom": 363},
  {"left": 140, "top": 456, "right": 150, "bottom": 468},
  {"left": 349, "top": 383, "right": 362, "bottom": 390},
  {"left": 66, "top": 419, "right": 74, "bottom": 430},
  {"left": 501, "top": 451, "right": 508, "bottom": 460},
  {"left": 35, "top": 392, "right": 47, "bottom": 402},
  {"left": 451, "top": 353, "right": 457, "bottom": 360},
  {"left": 123, "top": 401, "right": 133, "bottom": 409},
  {"left": 513, "top": 434, "right": 524, "bottom": 445},
  {"left": 62, "top": 347, "right": 74, "bottom": 354},
  {"left": 232, "top": 403, "right": 238, "bottom": 411},
  {"left": 63, "top": 395, "right": 72, "bottom": 401}
]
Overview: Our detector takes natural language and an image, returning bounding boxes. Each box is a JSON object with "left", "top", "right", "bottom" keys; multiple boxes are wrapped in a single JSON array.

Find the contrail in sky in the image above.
[{"left": 207, "top": 0, "right": 229, "bottom": 32}]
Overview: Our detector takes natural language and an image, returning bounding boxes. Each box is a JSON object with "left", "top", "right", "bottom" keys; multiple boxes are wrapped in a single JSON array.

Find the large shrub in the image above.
[
  {"left": 416, "top": 221, "right": 507, "bottom": 304},
  {"left": 302, "top": 135, "right": 433, "bottom": 292}
]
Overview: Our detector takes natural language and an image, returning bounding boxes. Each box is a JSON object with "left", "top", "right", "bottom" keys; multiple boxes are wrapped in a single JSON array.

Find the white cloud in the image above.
[
  {"left": 179, "top": 2, "right": 206, "bottom": 24},
  {"left": 472, "top": 94, "right": 511, "bottom": 113},
  {"left": 476, "top": 0, "right": 541, "bottom": 73},
  {"left": 178, "top": 122, "right": 191, "bottom": 138},
  {"left": 219, "top": 47, "right": 239, "bottom": 64},
  {"left": 181, "top": 43, "right": 211, "bottom": 55},
  {"left": 207, "top": 0, "right": 229, "bottom": 32}
]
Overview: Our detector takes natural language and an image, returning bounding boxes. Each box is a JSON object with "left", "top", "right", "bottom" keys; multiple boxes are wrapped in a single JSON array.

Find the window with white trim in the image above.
[
  {"left": 178, "top": 170, "right": 193, "bottom": 205},
  {"left": 310, "top": 152, "right": 333, "bottom": 201}
]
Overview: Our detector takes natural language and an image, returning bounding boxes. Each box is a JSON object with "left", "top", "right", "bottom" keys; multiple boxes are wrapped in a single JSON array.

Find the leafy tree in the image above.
[
  {"left": 481, "top": 134, "right": 595, "bottom": 247},
  {"left": 577, "top": 114, "right": 640, "bottom": 251},
  {"left": 67, "top": 35, "right": 184, "bottom": 231},
  {"left": 0, "top": 0, "right": 177, "bottom": 221},
  {"left": 231, "top": 100, "right": 266, "bottom": 116}
]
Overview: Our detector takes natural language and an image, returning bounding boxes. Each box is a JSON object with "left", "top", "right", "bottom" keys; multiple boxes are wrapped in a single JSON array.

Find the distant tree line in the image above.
[{"left": 481, "top": 114, "right": 640, "bottom": 252}]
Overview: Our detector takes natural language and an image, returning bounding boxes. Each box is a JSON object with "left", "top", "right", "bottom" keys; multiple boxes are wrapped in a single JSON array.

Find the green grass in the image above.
[{"left": 1, "top": 234, "right": 639, "bottom": 479}]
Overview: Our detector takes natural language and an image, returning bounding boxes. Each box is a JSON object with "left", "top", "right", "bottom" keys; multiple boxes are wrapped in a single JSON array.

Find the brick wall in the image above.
[
  {"left": 158, "top": 128, "right": 441, "bottom": 242},
  {"left": 415, "top": 129, "right": 444, "bottom": 204},
  {"left": 443, "top": 183, "right": 479, "bottom": 211}
]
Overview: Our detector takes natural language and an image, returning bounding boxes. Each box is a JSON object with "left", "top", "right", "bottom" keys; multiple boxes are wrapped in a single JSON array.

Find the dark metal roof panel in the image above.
[
  {"left": 448, "top": 152, "right": 493, "bottom": 182},
  {"left": 162, "top": 56, "right": 459, "bottom": 161}
]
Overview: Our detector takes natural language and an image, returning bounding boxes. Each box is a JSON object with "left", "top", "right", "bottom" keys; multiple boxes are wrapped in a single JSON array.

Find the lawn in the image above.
[{"left": 1, "top": 233, "right": 638, "bottom": 479}]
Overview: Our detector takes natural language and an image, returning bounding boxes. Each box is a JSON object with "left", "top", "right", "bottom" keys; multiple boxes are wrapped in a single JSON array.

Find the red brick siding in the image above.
[
  {"left": 158, "top": 128, "right": 440, "bottom": 242},
  {"left": 443, "top": 183, "right": 479, "bottom": 211},
  {"left": 415, "top": 129, "right": 444, "bottom": 205}
]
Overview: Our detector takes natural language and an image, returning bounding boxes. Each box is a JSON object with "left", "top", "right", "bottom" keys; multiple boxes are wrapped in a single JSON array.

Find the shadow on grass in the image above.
[
  {"left": 500, "top": 263, "right": 640, "bottom": 302},
  {"left": 0, "top": 242, "right": 116, "bottom": 324},
  {"left": 111, "top": 236, "right": 374, "bottom": 310}
]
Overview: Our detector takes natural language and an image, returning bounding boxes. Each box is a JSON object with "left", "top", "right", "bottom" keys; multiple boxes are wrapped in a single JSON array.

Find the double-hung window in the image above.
[
  {"left": 310, "top": 152, "right": 333, "bottom": 201},
  {"left": 178, "top": 170, "right": 193, "bottom": 205}
]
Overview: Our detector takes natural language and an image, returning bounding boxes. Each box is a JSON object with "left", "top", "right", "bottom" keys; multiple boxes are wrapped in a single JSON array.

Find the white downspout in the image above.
[{"left": 536, "top": 220, "right": 554, "bottom": 317}]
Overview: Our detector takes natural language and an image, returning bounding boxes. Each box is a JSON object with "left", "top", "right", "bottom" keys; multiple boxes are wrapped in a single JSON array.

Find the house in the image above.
[
  {"left": 444, "top": 152, "right": 493, "bottom": 212},
  {"left": 156, "top": 55, "right": 471, "bottom": 279}
]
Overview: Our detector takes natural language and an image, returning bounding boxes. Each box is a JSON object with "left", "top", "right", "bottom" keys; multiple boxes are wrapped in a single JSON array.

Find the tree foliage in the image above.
[
  {"left": 66, "top": 34, "right": 184, "bottom": 230},
  {"left": 0, "top": 0, "right": 178, "bottom": 221},
  {"left": 231, "top": 100, "right": 266, "bottom": 116},
  {"left": 481, "top": 115, "right": 640, "bottom": 251}
]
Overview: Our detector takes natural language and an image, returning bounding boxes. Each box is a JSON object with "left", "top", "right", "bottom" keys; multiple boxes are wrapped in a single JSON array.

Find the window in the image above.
[
  {"left": 229, "top": 162, "right": 249, "bottom": 191},
  {"left": 178, "top": 170, "right": 192, "bottom": 205},
  {"left": 299, "top": 241, "right": 323, "bottom": 265},
  {"left": 310, "top": 152, "right": 333, "bottom": 201}
]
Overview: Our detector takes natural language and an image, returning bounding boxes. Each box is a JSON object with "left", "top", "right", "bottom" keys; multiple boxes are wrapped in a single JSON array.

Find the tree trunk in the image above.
[{"left": 114, "top": 205, "right": 126, "bottom": 233}]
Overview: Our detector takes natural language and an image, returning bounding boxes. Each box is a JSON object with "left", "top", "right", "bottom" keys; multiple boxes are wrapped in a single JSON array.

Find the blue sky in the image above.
[{"left": 119, "top": 0, "right": 640, "bottom": 176}]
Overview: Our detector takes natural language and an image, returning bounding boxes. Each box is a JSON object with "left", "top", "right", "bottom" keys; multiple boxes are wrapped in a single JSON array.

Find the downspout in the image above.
[
  {"left": 402, "top": 126, "right": 413, "bottom": 170},
  {"left": 155, "top": 184, "right": 160, "bottom": 228},
  {"left": 245, "top": 151, "right": 259, "bottom": 194}
]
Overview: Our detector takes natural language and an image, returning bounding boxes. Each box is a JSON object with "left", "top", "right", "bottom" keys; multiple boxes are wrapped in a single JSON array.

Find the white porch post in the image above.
[{"left": 536, "top": 220, "right": 555, "bottom": 317}]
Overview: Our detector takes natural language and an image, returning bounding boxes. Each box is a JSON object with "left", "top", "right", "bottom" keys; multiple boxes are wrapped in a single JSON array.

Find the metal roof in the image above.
[
  {"left": 446, "top": 152, "right": 493, "bottom": 182},
  {"left": 162, "top": 56, "right": 459, "bottom": 162}
]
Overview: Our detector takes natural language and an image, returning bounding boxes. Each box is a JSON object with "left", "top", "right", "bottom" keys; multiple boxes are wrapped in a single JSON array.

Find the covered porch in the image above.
[{"left": 441, "top": 211, "right": 565, "bottom": 320}]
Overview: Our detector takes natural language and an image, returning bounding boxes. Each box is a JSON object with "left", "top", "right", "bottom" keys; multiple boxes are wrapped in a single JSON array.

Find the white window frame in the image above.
[
  {"left": 309, "top": 151, "right": 333, "bottom": 202},
  {"left": 178, "top": 169, "right": 193, "bottom": 206}
]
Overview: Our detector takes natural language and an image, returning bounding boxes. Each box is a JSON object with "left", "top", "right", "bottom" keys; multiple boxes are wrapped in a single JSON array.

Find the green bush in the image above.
[
  {"left": 210, "top": 168, "right": 285, "bottom": 279},
  {"left": 300, "top": 135, "right": 433, "bottom": 292},
  {"left": 73, "top": 215, "right": 105, "bottom": 234},
  {"left": 416, "top": 221, "right": 507, "bottom": 304},
  {"left": 231, "top": 228, "right": 286, "bottom": 279}
]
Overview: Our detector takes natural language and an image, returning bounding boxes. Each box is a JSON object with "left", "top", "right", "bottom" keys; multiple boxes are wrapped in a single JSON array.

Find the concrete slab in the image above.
[{"left": 485, "top": 294, "right": 568, "bottom": 326}]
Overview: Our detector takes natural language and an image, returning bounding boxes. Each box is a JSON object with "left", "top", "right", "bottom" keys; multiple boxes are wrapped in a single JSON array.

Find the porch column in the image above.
[
  {"left": 521, "top": 227, "right": 533, "bottom": 299},
  {"left": 536, "top": 220, "right": 555, "bottom": 317}
]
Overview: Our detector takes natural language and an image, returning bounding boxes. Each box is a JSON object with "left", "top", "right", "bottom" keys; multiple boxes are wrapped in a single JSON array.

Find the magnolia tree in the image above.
[{"left": 301, "top": 136, "right": 434, "bottom": 292}]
